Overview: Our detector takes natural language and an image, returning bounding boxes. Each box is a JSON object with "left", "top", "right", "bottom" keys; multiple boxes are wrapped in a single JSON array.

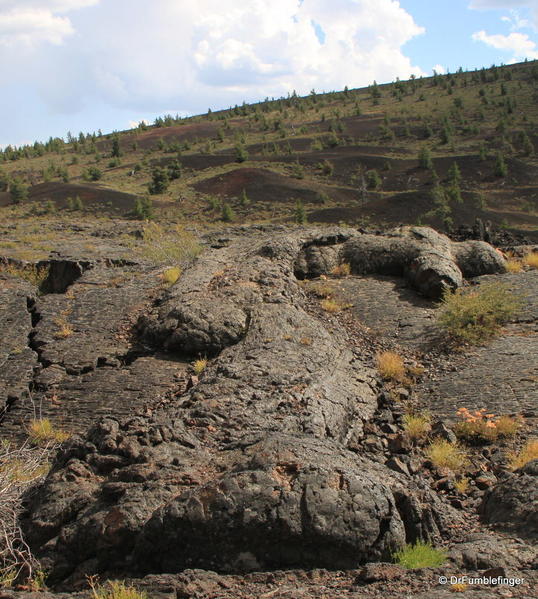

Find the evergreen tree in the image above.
[
  {"left": 239, "top": 189, "right": 249, "bottom": 206},
  {"left": 0, "top": 170, "right": 8, "bottom": 192},
  {"left": 148, "top": 166, "right": 170, "bottom": 194},
  {"left": 521, "top": 132, "right": 534, "bottom": 156},
  {"left": 111, "top": 136, "right": 121, "bottom": 158},
  {"left": 295, "top": 199, "right": 307, "bottom": 224},
  {"left": 134, "top": 196, "right": 154, "bottom": 219},
  {"left": 366, "top": 169, "right": 382, "bottom": 190},
  {"left": 447, "top": 162, "right": 461, "bottom": 186},
  {"left": 221, "top": 202, "right": 234, "bottom": 222},
  {"left": 418, "top": 147, "right": 433, "bottom": 169},
  {"left": 9, "top": 178, "right": 28, "bottom": 204},
  {"left": 168, "top": 159, "right": 182, "bottom": 180},
  {"left": 494, "top": 153, "right": 508, "bottom": 177},
  {"left": 83, "top": 166, "right": 102, "bottom": 181},
  {"left": 235, "top": 144, "right": 248, "bottom": 163}
]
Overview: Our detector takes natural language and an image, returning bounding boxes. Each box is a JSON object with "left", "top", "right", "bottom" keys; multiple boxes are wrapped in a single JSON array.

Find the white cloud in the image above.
[
  {"left": 501, "top": 9, "right": 532, "bottom": 29},
  {"left": 0, "top": 9, "right": 72, "bottom": 46},
  {"left": 0, "top": 0, "right": 99, "bottom": 46},
  {"left": 433, "top": 64, "right": 446, "bottom": 74},
  {"left": 472, "top": 29, "right": 538, "bottom": 60},
  {"left": 0, "top": 0, "right": 425, "bottom": 112},
  {"left": 470, "top": 0, "right": 538, "bottom": 27},
  {"left": 0, "top": 1, "right": 100, "bottom": 12}
]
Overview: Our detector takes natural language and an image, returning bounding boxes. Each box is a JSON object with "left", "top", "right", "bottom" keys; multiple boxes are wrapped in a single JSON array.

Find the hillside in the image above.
[{"left": 0, "top": 60, "right": 537, "bottom": 254}]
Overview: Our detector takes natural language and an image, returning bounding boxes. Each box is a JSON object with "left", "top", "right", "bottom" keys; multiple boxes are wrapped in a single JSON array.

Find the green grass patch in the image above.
[{"left": 393, "top": 540, "right": 447, "bottom": 569}]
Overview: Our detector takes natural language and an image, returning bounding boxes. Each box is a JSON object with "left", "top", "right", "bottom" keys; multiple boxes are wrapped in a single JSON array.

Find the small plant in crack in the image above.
[{"left": 192, "top": 358, "right": 208, "bottom": 376}]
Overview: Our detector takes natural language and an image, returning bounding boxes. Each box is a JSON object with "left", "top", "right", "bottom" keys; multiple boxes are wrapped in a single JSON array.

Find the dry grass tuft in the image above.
[
  {"left": 376, "top": 351, "right": 406, "bottom": 382},
  {"left": 162, "top": 266, "right": 181, "bottom": 285},
  {"left": 310, "top": 282, "right": 336, "bottom": 298},
  {"left": 508, "top": 439, "right": 538, "bottom": 471},
  {"left": 505, "top": 259, "right": 523, "bottom": 273},
  {"left": 522, "top": 252, "right": 538, "bottom": 269},
  {"left": 454, "top": 477, "right": 470, "bottom": 494},
  {"left": 450, "top": 583, "right": 469, "bottom": 593},
  {"left": 130, "top": 223, "right": 201, "bottom": 266},
  {"left": 320, "top": 298, "right": 351, "bottom": 313},
  {"left": 53, "top": 317, "right": 73, "bottom": 339},
  {"left": 403, "top": 412, "right": 432, "bottom": 442},
  {"left": 494, "top": 415, "right": 521, "bottom": 438},
  {"left": 425, "top": 438, "right": 468, "bottom": 473},
  {"left": 89, "top": 579, "right": 149, "bottom": 599},
  {"left": 27, "top": 419, "right": 70, "bottom": 446},
  {"left": 192, "top": 358, "right": 208, "bottom": 375},
  {"left": 330, "top": 262, "right": 351, "bottom": 277}
]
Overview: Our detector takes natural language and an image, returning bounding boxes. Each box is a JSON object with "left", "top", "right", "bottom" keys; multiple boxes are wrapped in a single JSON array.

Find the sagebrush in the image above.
[{"left": 437, "top": 282, "right": 522, "bottom": 344}]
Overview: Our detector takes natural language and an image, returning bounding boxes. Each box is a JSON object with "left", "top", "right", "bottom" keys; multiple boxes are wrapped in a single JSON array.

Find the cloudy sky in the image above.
[{"left": 1, "top": 0, "right": 538, "bottom": 147}]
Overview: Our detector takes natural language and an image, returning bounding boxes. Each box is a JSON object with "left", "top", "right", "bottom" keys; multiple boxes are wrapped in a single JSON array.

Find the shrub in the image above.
[
  {"left": 376, "top": 351, "right": 406, "bottom": 382},
  {"left": 508, "top": 439, "right": 538, "bottom": 471},
  {"left": 162, "top": 266, "right": 181, "bottom": 285},
  {"left": 522, "top": 252, "right": 538, "bottom": 269},
  {"left": 0, "top": 443, "right": 51, "bottom": 585},
  {"left": 193, "top": 358, "right": 208, "bottom": 375},
  {"left": 436, "top": 283, "right": 522, "bottom": 345},
  {"left": 27, "top": 419, "right": 69, "bottom": 446},
  {"left": 393, "top": 541, "right": 447, "bottom": 569},
  {"left": 331, "top": 263, "right": 351, "bottom": 277},
  {"left": 403, "top": 412, "right": 432, "bottom": 442},
  {"left": 454, "top": 407, "right": 520, "bottom": 443},
  {"left": 425, "top": 439, "right": 468, "bottom": 473}
]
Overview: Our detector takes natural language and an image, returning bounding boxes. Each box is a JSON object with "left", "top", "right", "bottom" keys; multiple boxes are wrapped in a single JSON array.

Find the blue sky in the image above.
[{"left": 1, "top": 0, "right": 538, "bottom": 148}]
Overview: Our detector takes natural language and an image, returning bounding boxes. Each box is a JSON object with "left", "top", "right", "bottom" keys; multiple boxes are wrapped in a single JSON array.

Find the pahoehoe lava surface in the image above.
[{"left": 18, "top": 226, "right": 509, "bottom": 587}]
